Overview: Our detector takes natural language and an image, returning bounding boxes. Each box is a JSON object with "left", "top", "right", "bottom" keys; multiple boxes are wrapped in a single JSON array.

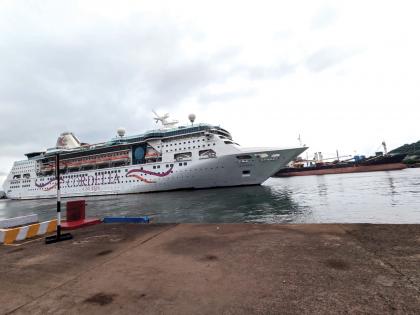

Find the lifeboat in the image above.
[
  {"left": 145, "top": 148, "right": 160, "bottom": 159},
  {"left": 40, "top": 150, "right": 131, "bottom": 173}
]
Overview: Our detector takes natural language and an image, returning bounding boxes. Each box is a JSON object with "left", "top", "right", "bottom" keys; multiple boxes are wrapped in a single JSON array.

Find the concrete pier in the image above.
[{"left": 1, "top": 223, "right": 419, "bottom": 314}]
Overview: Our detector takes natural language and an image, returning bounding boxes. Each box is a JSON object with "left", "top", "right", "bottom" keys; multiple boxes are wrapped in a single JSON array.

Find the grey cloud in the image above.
[
  {"left": 243, "top": 63, "right": 296, "bottom": 79},
  {"left": 196, "top": 61, "right": 296, "bottom": 104},
  {"left": 305, "top": 47, "right": 359, "bottom": 72},
  {"left": 198, "top": 88, "right": 257, "bottom": 104},
  {"left": 225, "top": 61, "right": 296, "bottom": 82},
  {"left": 0, "top": 8, "right": 241, "bottom": 159},
  {"left": 0, "top": 3, "right": 299, "bottom": 173}
]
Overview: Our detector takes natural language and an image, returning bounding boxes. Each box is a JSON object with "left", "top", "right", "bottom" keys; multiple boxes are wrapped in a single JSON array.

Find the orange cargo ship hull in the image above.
[{"left": 276, "top": 163, "right": 407, "bottom": 177}]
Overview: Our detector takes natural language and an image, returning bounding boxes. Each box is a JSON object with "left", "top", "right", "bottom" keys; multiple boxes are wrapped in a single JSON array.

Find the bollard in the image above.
[{"left": 62, "top": 200, "right": 101, "bottom": 230}]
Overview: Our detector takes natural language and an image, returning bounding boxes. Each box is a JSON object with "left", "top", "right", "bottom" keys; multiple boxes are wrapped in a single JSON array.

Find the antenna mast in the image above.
[
  {"left": 382, "top": 141, "right": 388, "bottom": 155},
  {"left": 152, "top": 110, "right": 178, "bottom": 129}
]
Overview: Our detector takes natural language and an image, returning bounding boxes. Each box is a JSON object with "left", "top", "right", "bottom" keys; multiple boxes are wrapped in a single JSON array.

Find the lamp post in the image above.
[{"left": 45, "top": 153, "right": 73, "bottom": 244}]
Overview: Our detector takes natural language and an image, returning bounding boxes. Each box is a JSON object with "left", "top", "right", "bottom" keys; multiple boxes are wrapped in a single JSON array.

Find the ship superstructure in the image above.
[{"left": 3, "top": 113, "right": 307, "bottom": 199}]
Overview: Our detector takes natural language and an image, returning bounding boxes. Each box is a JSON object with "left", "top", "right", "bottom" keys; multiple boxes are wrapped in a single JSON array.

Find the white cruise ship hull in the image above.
[{"left": 4, "top": 147, "right": 305, "bottom": 200}]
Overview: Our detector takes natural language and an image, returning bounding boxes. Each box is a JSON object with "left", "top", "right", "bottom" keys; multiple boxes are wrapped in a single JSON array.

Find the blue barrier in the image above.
[{"left": 103, "top": 216, "right": 150, "bottom": 224}]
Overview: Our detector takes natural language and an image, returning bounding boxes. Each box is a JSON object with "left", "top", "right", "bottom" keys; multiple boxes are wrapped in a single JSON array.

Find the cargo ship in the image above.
[{"left": 274, "top": 149, "right": 407, "bottom": 177}]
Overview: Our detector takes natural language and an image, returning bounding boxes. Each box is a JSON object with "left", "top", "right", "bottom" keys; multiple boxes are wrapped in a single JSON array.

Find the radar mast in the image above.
[{"left": 152, "top": 110, "right": 178, "bottom": 129}]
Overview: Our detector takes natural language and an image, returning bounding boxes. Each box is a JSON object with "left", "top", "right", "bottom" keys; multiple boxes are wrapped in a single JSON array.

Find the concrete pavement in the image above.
[{"left": 1, "top": 223, "right": 419, "bottom": 314}]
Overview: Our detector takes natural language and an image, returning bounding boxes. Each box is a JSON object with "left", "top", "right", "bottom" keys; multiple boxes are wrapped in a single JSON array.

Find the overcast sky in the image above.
[{"left": 1, "top": 0, "right": 419, "bottom": 185}]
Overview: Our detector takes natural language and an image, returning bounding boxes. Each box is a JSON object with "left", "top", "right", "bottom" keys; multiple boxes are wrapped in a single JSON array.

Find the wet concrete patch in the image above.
[
  {"left": 84, "top": 293, "right": 117, "bottom": 306},
  {"left": 202, "top": 254, "right": 218, "bottom": 261},
  {"left": 96, "top": 249, "right": 113, "bottom": 256},
  {"left": 325, "top": 258, "right": 350, "bottom": 270}
]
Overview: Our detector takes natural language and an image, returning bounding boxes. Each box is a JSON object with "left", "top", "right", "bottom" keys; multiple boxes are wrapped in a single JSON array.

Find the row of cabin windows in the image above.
[
  {"left": 12, "top": 166, "right": 32, "bottom": 173},
  {"left": 153, "top": 162, "right": 188, "bottom": 169},
  {"left": 39, "top": 166, "right": 165, "bottom": 179},
  {"left": 13, "top": 162, "right": 33, "bottom": 168},
  {"left": 163, "top": 138, "right": 206, "bottom": 148},
  {"left": 152, "top": 162, "right": 187, "bottom": 169},
  {"left": 11, "top": 179, "right": 27, "bottom": 183},
  {"left": 165, "top": 143, "right": 215, "bottom": 153}
]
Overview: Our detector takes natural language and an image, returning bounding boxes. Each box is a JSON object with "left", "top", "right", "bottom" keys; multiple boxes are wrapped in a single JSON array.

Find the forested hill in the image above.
[{"left": 390, "top": 140, "right": 420, "bottom": 155}]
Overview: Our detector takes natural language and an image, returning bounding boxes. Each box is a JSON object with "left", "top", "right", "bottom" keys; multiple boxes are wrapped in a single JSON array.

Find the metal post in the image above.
[
  {"left": 45, "top": 153, "right": 73, "bottom": 244},
  {"left": 56, "top": 153, "right": 61, "bottom": 238}
]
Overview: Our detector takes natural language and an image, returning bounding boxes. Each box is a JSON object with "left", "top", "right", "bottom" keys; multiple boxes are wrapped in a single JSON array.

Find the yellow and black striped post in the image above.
[{"left": 45, "top": 153, "right": 73, "bottom": 244}]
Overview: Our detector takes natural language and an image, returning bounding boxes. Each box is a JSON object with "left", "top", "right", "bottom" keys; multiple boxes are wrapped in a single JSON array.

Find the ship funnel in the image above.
[{"left": 56, "top": 132, "right": 81, "bottom": 149}]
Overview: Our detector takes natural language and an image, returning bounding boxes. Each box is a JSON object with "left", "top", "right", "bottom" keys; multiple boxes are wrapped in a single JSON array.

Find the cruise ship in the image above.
[{"left": 3, "top": 113, "right": 307, "bottom": 200}]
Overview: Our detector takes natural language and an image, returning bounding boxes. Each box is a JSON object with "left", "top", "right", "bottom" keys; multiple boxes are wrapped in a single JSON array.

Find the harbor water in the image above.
[{"left": 1, "top": 168, "right": 419, "bottom": 223}]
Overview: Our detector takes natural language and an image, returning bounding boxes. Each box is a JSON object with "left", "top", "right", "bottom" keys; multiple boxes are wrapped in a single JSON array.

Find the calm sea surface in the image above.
[{"left": 1, "top": 168, "right": 419, "bottom": 223}]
